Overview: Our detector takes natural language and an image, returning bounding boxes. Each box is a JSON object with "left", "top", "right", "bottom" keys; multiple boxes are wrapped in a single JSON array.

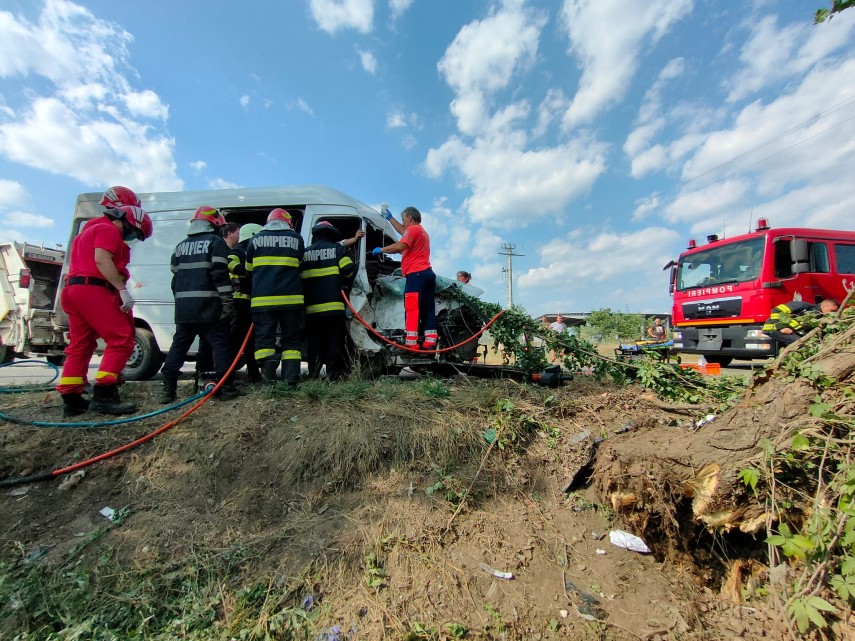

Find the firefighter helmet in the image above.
[
  {"left": 311, "top": 220, "right": 342, "bottom": 241},
  {"left": 192, "top": 205, "right": 226, "bottom": 228},
  {"left": 267, "top": 208, "right": 292, "bottom": 226},
  {"left": 100, "top": 186, "right": 141, "bottom": 209},
  {"left": 115, "top": 205, "right": 153, "bottom": 241},
  {"left": 239, "top": 223, "right": 263, "bottom": 243}
]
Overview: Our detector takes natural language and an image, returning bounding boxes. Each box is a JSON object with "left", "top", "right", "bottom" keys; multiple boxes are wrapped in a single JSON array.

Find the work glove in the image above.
[
  {"left": 380, "top": 205, "right": 393, "bottom": 221},
  {"left": 219, "top": 295, "right": 236, "bottom": 326},
  {"left": 119, "top": 288, "right": 134, "bottom": 313},
  {"left": 371, "top": 247, "right": 383, "bottom": 257}
]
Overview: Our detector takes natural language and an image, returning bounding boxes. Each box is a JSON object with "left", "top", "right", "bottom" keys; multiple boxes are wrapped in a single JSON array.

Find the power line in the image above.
[{"left": 635, "top": 95, "right": 855, "bottom": 211}]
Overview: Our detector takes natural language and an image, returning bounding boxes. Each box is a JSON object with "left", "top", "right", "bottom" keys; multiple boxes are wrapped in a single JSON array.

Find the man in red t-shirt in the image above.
[
  {"left": 57, "top": 187, "right": 153, "bottom": 417},
  {"left": 372, "top": 206, "right": 437, "bottom": 349}
]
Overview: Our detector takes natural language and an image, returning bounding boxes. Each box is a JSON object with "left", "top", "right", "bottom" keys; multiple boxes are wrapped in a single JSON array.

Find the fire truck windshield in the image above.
[{"left": 676, "top": 237, "right": 764, "bottom": 291}]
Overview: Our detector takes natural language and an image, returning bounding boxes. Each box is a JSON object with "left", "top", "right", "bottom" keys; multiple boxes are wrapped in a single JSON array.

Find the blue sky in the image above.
[{"left": 1, "top": 0, "right": 854, "bottom": 316}]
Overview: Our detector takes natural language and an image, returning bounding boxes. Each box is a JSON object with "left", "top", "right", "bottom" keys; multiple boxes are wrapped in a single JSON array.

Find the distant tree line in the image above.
[{"left": 579, "top": 308, "right": 646, "bottom": 343}]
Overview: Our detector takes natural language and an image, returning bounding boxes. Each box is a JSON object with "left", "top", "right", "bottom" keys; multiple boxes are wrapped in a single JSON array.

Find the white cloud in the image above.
[
  {"left": 725, "top": 11, "right": 855, "bottom": 102},
  {"left": 122, "top": 89, "right": 169, "bottom": 119},
  {"left": 296, "top": 97, "right": 315, "bottom": 117},
  {"left": 386, "top": 109, "right": 406, "bottom": 128},
  {"left": 0, "top": 179, "right": 29, "bottom": 209},
  {"left": 519, "top": 226, "right": 679, "bottom": 290},
  {"left": 0, "top": 1, "right": 181, "bottom": 192},
  {"left": 0, "top": 96, "right": 181, "bottom": 191},
  {"left": 190, "top": 160, "right": 207, "bottom": 173},
  {"left": 309, "top": 0, "right": 373, "bottom": 34},
  {"left": 208, "top": 177, "right": 241, "bottom": 190},
  {"left": 559, "top": 0, "right": 693, "bottom": 129},
  {"left": 389, "top": 0, "right": 413, "bottom": 20},
  {"left": 425, "top": 136, "right": 607, "bottom": 230},
  {"left": 240, "top": 95, "right": 250, "bottom": 108},
  {"left": 437, "top": 1, "right": 546, "bottom": 136},
  {"left": 358, "top": 49, "right": 377, "bottom": 74},
  {"left": 3, "top": 211, "right": 54, "bottom": 228}
]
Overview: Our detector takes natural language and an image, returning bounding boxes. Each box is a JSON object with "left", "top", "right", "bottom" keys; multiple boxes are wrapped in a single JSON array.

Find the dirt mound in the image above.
[{"left": 0, "top": 367, "right": 823, "bottom": 640}]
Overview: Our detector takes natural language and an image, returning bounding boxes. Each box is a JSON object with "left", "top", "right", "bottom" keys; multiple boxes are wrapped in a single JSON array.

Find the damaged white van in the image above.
[{"left": 53, "top": 185, "right": 486, "bottom": 380}]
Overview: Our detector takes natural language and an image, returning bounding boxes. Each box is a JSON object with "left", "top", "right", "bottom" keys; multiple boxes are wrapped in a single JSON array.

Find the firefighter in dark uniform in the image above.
[
  {"left": 246, "top": 208, "right": 305, "bottom": 385},
  {"left": 159, "top": 206, "right": 239, "bottom": 403},
  {"left": 762, "top": 299, "right": 839, "bottom": 346},
  {"left": 227, "top": 223, "right": 263, "bottom": 382},
  {"left": 300, "top": 221, "right": 355, "bottom": 380}
]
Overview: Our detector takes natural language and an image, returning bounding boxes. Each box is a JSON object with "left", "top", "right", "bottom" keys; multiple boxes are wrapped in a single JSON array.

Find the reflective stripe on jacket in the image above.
[
  {"left": 227, "top": 241, "right": 251, "bottom": 300},
  {"left": 300, "top": 239, "right": 355, "bottom": 316},
  {"left": 246, "top": 228, "right": 305, "bottom": 309},
  {"left": 761, "top": 300, "right": 816, "bottom": 334},
  {"left": 170, "top": 232, "right": 232, "bottom": 323}
]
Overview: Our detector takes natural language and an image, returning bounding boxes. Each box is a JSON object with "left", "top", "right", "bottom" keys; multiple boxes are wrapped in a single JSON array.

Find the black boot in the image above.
[
  {"left": 159, "top": 378, "right": 178, "bottom": 404},
  {"left": 216, "top": 381, "right": 244, "bottom": 400},
  {"left": 90, "top": 384, "right": 137, "bottom": 415},
  {"left": 61, "top": 393, "right": 89, "bottom": 418},
  {"left": 261, "top": 359, "right": 279, "bottom": 383},
  {"left": 282, "top": 360, "right": 301, "bottom": 387}
]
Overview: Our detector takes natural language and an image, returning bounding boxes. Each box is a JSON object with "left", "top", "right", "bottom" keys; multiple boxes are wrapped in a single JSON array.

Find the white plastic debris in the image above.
[
  {"left": 696, "top": 414, "right": 717, "bottom": 428},
  {"left": 608, "top": 529, "right": 650, "bottom": 554},
  {"left": 479, "top": 562, "right": 514, "bottom": 580},
  {"left": 595, "top": 548, "right": 607, "bottom": 555},
  {"left": 9, "top": 486, "right": 29, "bottom": 497},
  {"left": 99, "top": 506, "right": 116, "bottom": 521}
]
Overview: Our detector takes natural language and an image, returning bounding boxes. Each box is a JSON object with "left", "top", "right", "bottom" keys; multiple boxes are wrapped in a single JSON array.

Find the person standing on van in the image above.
[
  {"left": 57, "top": 186, "right": 153, "bottom": 417},
  {"left": 159, "top": 206, "right": 240, "bottom": 403},
  {"left": 228, "top": 223, "right": 263, "bottom": 382},
  {"left": 300, "top": 221, "right": 355, "bottom": 380},
  {"left": 371, "top": 206, "right": 437, "bottom": 349},
  {"left": 246, "top": 208, "right": 305, "bottom": 385}
]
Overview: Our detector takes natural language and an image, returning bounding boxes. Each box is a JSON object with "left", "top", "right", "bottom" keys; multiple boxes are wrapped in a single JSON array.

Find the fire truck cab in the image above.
[{"left": 669, "top": 218, "right": 855, "bottom": 365}]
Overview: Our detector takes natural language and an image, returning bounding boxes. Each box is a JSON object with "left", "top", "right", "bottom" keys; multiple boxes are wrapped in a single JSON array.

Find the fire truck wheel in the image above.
[
  {"left": 704, "top": 355, "right": 732, "bottom": 367},
  {"left": 123, "top": 328, "right": 164, "bottom": 381}
]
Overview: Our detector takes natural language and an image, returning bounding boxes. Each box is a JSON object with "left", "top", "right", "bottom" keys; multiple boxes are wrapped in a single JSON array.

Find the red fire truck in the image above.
[{"left": 668, "top": 218, "right": 855, "bottom": 365}]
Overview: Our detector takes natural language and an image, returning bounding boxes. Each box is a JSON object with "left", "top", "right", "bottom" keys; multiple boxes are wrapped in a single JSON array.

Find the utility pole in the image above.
[{"left": 498, "top": 242, "right": 524, "bottom": 308}]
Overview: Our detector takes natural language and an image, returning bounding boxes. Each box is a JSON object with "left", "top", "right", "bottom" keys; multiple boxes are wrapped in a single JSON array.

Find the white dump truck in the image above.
[
  {"left": 54, "top": 185, "right": 486, "bottom": 380},
  {"left": 0, "top": 242, "right": 67, "bottom": 364}
]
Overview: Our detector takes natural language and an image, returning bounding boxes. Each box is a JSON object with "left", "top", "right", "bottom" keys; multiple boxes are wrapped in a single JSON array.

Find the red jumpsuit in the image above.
[{"left": 57, "top": 217, "right": 136, "bottom": 394}]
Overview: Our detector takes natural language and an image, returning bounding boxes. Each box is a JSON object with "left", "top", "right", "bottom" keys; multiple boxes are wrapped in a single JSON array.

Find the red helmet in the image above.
[
  {"left": 267, "top": 208, "right": 292, "bottom": 226},
  {"left": 192, "top": 205, "right": 226, "bottom": 228},
  {"left": 100, "top": 186, "right": 141, "bottom": 209},
  {"left": 115, "top": 205, "right": 153, "bottom": 241}
]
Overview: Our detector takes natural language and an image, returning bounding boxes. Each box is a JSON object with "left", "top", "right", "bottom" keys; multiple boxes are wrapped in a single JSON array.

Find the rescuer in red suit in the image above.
[{"left": 57, "top": 187, "right": 153, "bottom": 417}]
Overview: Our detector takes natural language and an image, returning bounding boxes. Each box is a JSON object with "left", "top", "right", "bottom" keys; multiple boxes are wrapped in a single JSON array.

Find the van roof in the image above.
[{"left": 77, "top": 184, "right": 375, "bottom": 214}]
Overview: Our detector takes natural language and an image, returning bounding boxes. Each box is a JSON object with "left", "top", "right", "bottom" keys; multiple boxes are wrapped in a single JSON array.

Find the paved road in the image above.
[{"left": 0, "top": 357, "right": 196, "bottom": 387}]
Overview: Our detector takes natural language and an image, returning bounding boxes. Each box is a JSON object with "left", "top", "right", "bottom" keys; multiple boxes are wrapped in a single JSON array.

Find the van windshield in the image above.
[{"left": 676, "top": 237, "right": 765, "bottom": 291}]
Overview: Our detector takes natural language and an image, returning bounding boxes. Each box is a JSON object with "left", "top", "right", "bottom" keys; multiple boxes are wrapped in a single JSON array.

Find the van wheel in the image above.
[
  {"left": 704, "top": 355, "right": 733, "bottom": 367},
  {"left": 123, "top": 328, "right": 164, "bottom": 381},
  {"left": 46, "top": 354, "right": 65, "bottom": 366}
]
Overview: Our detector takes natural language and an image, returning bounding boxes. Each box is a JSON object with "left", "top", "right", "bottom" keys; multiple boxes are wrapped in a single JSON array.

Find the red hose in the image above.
[
  {"left": 340, "top": 289, "right": 505, "bottom": 354},
  {"left": 49, "top": 324, "right": 254, "bottom": 479}
]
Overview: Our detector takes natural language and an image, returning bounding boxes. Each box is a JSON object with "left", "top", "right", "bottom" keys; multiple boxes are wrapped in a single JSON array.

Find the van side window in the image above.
[
  {"left": 809, "top": 242, "right": 830, "bottom": 273},
  {"left": 835, "top": 244, "right": 855, "bottom": 274}
]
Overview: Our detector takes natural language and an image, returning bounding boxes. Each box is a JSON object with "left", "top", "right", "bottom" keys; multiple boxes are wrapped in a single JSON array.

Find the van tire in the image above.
[{"left": 123, "top": 328, "right": 164, "bottom": 381}]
